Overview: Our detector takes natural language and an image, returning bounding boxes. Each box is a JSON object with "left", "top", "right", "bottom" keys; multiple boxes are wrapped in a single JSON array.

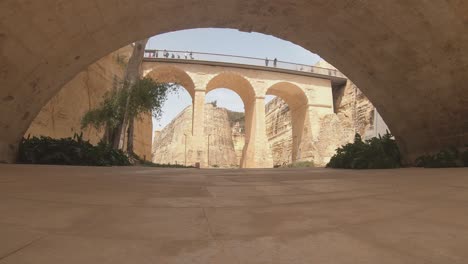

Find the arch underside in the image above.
[
  {"left": 145, "top": 66, "right": 196, "bottom": 99},
  {"left": 205, "top": 72, "right": 257, "bottom": 167},
  {"left": 1, "top": 1, "right": 467, "bottom": 162},
  {"left": 266, "top": 82, "right": 310, "bottom": 162}
]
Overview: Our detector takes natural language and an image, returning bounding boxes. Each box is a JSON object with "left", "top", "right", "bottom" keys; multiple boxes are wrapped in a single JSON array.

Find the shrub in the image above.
[
  {"left": 462, "top": 149, "right": 468, "bottom": 167},
  {"left": 18, "top": 134, "right": 130, "bottom": 166},
  {"left": 416, "top": 147, "right": 467, "bottom": 168},
  {"left": 326, "top": 132, "right": 401, "bottom": 169}
]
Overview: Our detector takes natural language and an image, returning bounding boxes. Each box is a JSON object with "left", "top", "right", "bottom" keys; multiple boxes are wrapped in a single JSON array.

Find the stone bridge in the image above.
[{"left": 142, "top": 51, "right": 347, "bottom": 168}]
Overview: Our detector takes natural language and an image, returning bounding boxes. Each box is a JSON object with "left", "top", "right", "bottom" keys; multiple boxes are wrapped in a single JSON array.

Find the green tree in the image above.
[
  {"left": 116, "top": 38, "right": 149, "bottom": 150},
  {"left": 81, "top": 77, "right": 175, "bottom": 153},
  {"left": 125, "top": 78, "right": 176, "bottom": 153}
]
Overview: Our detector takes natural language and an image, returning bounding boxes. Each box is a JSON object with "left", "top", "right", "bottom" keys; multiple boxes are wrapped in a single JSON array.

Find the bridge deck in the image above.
[{"left": 143, "top": 50, "right": 348, "bottom": 86}]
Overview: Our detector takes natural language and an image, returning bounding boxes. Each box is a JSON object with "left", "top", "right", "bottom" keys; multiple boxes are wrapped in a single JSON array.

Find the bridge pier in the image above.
[{"left": 191, "top": 89, "right": 208, "bottom": 167}]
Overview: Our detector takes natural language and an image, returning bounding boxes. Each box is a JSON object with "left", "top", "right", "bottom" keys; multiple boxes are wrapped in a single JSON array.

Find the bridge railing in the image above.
[{"left": 144, "top": 50, "right": 346, "bottom": 78}]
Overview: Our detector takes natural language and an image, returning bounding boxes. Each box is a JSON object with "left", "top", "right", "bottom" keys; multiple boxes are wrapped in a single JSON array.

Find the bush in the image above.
[
  {"left": 462, "top": 149, "right": 468, "bottom": 167},
  {"left": 18, "top": 134, "right": 130, "bottom": 166},
  {"left": 326, "top": 132, "right": 401, "bottom": 169},
  {"left": 416, "top": 147, "right": 468, "bottom": 168}
]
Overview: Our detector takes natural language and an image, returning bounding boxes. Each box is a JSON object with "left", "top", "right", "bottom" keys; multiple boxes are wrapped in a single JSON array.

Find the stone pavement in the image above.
[{"left": 0, "top": 165, "right": 467, "bottom": 263}]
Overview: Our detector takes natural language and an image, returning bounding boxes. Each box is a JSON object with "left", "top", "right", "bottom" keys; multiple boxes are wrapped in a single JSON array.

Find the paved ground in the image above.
[{"left": 0, "top": 165, "right": 467, "bottom": 263}]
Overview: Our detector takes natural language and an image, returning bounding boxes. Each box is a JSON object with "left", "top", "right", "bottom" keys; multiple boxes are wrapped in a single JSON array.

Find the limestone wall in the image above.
[
  {"left": 205, "top": 105, "right": 239, "bottom": 167},
  {"left": 25, "top": 47, "right": 153, "bottom": 159},
  {"left": 152, "top": 85, "right": 387, "bottom": 167},
  {"left": 264, "top": 82, "right": 389, "bottom": 166},
  {"left": 265, "top": 98, "right": 293, "bottom": 166},
  {"left": 152, "top": 104, "right": 239, "bottom": 167},
  {"left": 152, "top": 106, "right": 192, "bottom": 165}
]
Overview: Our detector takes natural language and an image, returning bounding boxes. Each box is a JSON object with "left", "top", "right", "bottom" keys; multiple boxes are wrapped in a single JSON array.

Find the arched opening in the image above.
[
  {"left": 265, "top": 82, "right": 310, "bottom": 166},
  {"left": 2, "top": 2, "right": 465, "bottom": 163},
  {"left": 144, "top": 66, "right": 196, "bottom": 165},
  {"left": 204, "top": 88, "right": 245, "bottom": 168},
  {"left": 205, "top": 72, "right": 259, "bottom": 168},
  {"left": 144, "top": 66, "right": 196, "bottom": 99}
]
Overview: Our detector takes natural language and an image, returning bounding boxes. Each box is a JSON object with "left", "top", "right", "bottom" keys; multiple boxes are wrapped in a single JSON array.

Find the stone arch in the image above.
[
  {"left": 266, "top": 82, "right": 311, "bottom": 163},
  {"left": 144, "top": 66, "right": 196, "bottom": 99},
  {"left": 266, "top": 82, "right": 308, "bottom": 110},
  {"left": 205, "top": 72, "right": 258, "bottom": 167},
  {"left": 1, "top": 2, "right": 468, "bottom": 162},
  {"left": 206, "top": 72, "right": 257, "bottom": 106}
]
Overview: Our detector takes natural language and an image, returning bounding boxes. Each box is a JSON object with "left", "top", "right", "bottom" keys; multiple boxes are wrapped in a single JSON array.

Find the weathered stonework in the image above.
[
  {"left": 152, "top": 104, "right": 239, "bottom": 167},
  {"left": 25, "top": 47, "right": 153, "bottom": 159},
  {"left": 154, "top": 80, "right": 385, "bottom": 168},
  {"left": 143, "top": 60, "right": 339, "bottom": 168},
  {"left": 265, "top": 98, "right": 293, "bottom": 166}
]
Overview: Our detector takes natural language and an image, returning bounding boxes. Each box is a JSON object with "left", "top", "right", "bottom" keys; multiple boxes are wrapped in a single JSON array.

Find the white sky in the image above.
[{"left": 146, "top": 28, "right": 321, "bottom": 131}]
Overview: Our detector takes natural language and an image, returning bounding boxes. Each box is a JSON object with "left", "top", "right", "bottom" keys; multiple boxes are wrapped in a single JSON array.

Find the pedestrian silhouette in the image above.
[
  {"left": 265, "top": 58, "right": 269, "bottom": 66},
  {"left": 273, "top": 58, "right": 277, "bottom": 67}
]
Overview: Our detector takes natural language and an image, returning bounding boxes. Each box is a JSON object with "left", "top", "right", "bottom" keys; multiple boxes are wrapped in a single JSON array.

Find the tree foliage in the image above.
[
  {"left": 416, "top": 146, "right": 468, "bottom": 168},
  {"left": 326, "top": 132, "right": 401, "bottom": 169},
  {"left": 126, "top": 77, "right": 176, "bottom": 121},
  {"left": 81, "top": 77, "right": 176, "bottom": 146}
]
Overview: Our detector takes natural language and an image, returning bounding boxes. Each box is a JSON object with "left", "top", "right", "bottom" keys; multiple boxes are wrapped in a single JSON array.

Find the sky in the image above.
[{"left": 146, "top": 28, "right": 321, "bottom": 130}]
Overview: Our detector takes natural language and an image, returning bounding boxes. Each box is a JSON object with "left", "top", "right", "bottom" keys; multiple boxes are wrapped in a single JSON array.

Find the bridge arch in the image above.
[
  {"left": 205, "top": 72, "right": 262, "bottom": 167},
  {"left": 206, "top": 72, "right": 257, "bottom": 105},
  {"left": 144, "top": 66, "right": 196, "bottom": 99},
  {"left": 266, "top": 82, "right": 311, "bottom": 163},
  {"left": 1, "top": 2, "right": 467, "bottom": 163}
]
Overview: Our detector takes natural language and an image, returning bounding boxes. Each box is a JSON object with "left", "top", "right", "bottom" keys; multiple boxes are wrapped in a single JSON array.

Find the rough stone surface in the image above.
[
  {"left": 265, "top": 97, "right": 293, "bottom": 166},
  {"left": 150, "top": 59, "right": 387, "bottom": 167},
  {"left": 25, "top": 47, "right": 152, "bottom": 159},
  {"left": 144, "top": 60, "right": 339, "bottom": 168},
  {"left": 0, "top": 164, "right": 467, "bottom": 263},
  {"left": 153, "top": 104, "right": 239, "bottom": 167}
]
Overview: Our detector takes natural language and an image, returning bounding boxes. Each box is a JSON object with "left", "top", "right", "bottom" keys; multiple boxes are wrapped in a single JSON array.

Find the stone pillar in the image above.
[
  {"left": 191, "top": 89, "right": 207, "bottom": 167},
  {"left": 242, "top": 96, "right": 273, "bottom": 168}
]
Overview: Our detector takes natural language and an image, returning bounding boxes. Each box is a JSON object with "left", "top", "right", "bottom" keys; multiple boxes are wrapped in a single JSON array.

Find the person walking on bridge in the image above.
[
  {"left": 273, "top": 58, "right": 277, "bottom": 67},
  {"left": 265, "top": 57, "right": 269, "bottom": 66}
]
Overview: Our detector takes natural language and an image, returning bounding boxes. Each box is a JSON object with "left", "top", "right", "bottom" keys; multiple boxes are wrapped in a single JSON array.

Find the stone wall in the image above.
[
  {"left": 152, "top": 84, "right": 387, "bottom": 167},
  {"left": 25, "top": 47, "right": 153, "bottom": 159},
  {"left": 152, "top": 106, "right": 192, "bottom": 165},
  {"left": 152, "top": 104, "right": 239, "bottom": 167},
  {"left": 265, "top": 97, "right": 293, "bottom": 166},
  {"left": 264, "top": 81, "right": 389, "bottom": 166}
]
